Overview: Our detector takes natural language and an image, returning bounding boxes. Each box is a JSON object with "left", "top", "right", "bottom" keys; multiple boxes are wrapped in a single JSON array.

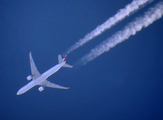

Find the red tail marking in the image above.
[{"left": 63, "top": 55, "right": 67, "bottom": 61}]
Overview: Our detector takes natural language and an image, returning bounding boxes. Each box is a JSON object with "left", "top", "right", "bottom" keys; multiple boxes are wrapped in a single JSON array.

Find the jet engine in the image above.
[
  {"left": 38, "top": 86, "right": 44, "bottom": 92},
  {"left": 27, "top": 75, "right": 32, "bottom": 81}
]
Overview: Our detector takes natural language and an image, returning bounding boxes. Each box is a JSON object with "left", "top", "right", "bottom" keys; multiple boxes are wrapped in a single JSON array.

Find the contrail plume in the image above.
[
  {"left": 80, "top": 1, "right": 163, "bottom": 65},
  {"left": 65, "top": 0, "right": 152, "bottom": 55}
]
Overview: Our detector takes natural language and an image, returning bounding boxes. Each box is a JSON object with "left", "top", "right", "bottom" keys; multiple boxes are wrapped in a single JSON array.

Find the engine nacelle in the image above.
[
  {"left": 38, "top": 86, "right": 44, "bottom": 92},
  {"left": 27, "top": 75, "right": 32, "bottom": 81}
]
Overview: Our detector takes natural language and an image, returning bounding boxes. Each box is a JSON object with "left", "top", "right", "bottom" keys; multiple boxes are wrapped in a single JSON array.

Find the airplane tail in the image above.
[{"left": 58, "top": 55, "right": 73, "bottom": 68}]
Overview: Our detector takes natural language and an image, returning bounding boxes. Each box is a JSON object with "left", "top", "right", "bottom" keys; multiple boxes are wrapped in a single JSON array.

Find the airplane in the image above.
[{"left": 17, "top": 52, "right": 73, "bottom": 95}]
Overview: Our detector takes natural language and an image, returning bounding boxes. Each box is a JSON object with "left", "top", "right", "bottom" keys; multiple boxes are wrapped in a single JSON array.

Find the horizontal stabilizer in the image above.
[
  {"left": 58, "top": 54, "right": 73, "bottom": 68},
  {"left": 63, "top": 63, "right": 73, "bottom": 68}
]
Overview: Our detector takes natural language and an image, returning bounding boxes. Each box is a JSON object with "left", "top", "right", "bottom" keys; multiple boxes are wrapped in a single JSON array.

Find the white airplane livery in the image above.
[{"left": 17, "top": 52, "right": 72, "bottom": 95}]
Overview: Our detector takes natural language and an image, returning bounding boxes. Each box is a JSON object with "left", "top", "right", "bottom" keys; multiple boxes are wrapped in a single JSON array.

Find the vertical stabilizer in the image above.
[
  {"left": 58, "top": 55, "right": 63, "bottom": 63},
  {"left": 58, "top": 54, "right": 73, "bottom": 68}
]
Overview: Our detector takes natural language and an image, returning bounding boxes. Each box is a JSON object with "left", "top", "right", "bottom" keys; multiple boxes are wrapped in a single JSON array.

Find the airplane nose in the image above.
[
  {"left": 16, "top": 92, "right": 20, "bottom": 95},
  {"left": 16, "top": 90, "right": 22, "bottom": 95}
]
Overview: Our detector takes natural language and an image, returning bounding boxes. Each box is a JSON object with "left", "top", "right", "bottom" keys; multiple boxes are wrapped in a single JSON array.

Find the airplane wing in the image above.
[
  {"left": 44, "top": 80, "right": 69, "bottom": 89},
  {"left": 29, "top": 52, "right": 41, "bottom": 80}
]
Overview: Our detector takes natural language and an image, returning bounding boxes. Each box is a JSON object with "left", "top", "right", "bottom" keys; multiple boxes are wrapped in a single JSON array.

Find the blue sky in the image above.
[{"left": 0, "top": 0, "right": 163, "bottom": 120}]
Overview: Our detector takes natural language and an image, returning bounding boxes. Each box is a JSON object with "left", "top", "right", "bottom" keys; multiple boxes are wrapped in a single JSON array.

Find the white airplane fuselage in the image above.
[{"left": 17, "top": 61, "right": 66, "bottom": 95}]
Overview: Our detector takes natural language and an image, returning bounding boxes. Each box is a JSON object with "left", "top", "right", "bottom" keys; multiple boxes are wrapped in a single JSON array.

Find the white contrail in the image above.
[
  {"left": 80, "top": 1, "right": 163, "bottom": 65},
  {"left": 65, "top": 0, "right": 152, "bottom": 55}
]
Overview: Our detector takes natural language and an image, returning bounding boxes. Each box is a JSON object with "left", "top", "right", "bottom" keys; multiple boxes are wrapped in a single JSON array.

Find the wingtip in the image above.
[{"left": 64, "top": 87, "right": 70, "bottom": 89}]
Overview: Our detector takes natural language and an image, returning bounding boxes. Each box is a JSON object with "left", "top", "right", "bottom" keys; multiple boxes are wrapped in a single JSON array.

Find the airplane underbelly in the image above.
[
  {"left": 18, "top": 81, "right": 37, "bottom": 94},
  {"left": 42, "top": 62, "right": 65, "bottom": 79}
]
